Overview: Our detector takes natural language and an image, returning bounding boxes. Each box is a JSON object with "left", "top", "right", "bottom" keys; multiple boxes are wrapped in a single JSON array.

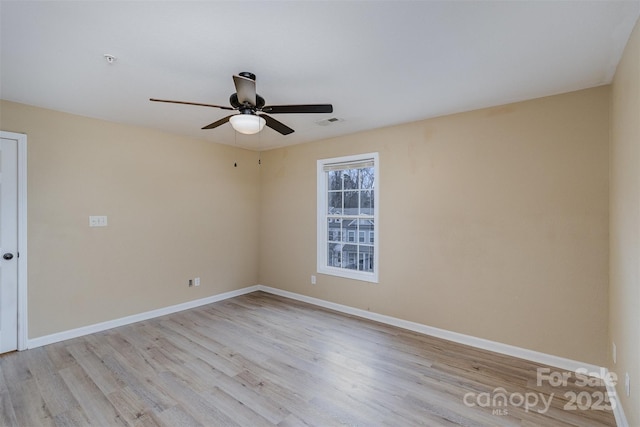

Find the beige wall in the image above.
[
  {"left": 259, "top": 86, "right": 610, "bottom": 366},
  {"left": 0, "top": 101, "right": 260, "bottom": 337},
  {"left": 0, "top": 77, "right": 617, "bottom": 377},
  {"left": 610, "top": 16, "right": 640, "bottom": 427}
]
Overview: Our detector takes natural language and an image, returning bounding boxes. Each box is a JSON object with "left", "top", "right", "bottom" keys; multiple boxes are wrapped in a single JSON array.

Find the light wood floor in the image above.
[{"left": 1, "top": 291, "right": 616, "bottom": 426}]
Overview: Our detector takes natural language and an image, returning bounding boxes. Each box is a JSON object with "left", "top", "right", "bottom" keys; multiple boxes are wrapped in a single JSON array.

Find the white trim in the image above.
[
  {"left": 606, "top": 375, "right": 629, "bottom": 427},
  {"left": 0, "top": 131, "right": 28, "bottom": 351},
  {"left": 26, "top": 282, "right": 607, "bottom": 376},
  {"left": 257, "top": 285, "right": 604, "bottom": 375},
  {"left": 25, "top": 282, "right": 623, "bottom": 424},
  {"left": 17, "top": 134, "right": 27, "bottom": 351},
  {"left": 317, "top": 152, "right": 379, "bottom": 283},
  {"left": 27, "top": 285, "right": 260, "bottom": 349}
]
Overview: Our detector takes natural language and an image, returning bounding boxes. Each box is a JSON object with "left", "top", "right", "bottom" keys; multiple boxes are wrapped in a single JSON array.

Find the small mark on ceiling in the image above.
[
  {"left": 316, "top": 117, "right": 344, "bottom": 126},
  {"left": 103, "top": 54, "right": 117, "bottom": 64}
]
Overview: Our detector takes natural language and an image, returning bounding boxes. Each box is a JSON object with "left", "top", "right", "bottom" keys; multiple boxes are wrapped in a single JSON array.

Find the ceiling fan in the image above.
[{"left": 150, "top": 72, "right": 333, "bottom": 135}]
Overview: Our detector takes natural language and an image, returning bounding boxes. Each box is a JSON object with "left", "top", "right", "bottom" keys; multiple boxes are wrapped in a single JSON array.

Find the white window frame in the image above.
[{"left": 317, "top": 152, "right": 379, "bottom": 283}]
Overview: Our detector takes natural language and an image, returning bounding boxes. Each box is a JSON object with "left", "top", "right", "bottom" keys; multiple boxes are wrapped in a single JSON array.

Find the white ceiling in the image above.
[{"left": 1, "top": 1, "right": 639, "bottom": 151}]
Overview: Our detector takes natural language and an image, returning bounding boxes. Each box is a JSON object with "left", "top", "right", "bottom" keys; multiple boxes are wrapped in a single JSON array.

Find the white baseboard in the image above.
[
  {"left": 27, "top": 285, "right": 260, "bottom": 349},
  {"left": 257, "top": 287, "right": 632, "bottom": 424},
  {"left": 30, "top": 283, "right": 605, "bottom": 376},
  {"left": 256, "top": 285, "right": 604, "bottom": 375},
  {"left": 27, "top": 283, "right": 624, "bottom": 426},
  {"left": 606, "top": 379, "right": 629, "bottom": 427}
]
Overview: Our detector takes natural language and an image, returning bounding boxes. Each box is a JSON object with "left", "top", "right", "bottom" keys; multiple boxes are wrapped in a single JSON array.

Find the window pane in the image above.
[
  {"left": 359, "top": 219, "right": 373, "bottom": 234},
  {"left": 370, "top": 189, "right": 375, "bottom": 212},
  {"left": 327, "top": 218, "right": 341, "bottom": 242},
  {"left": 358, "top": 245, "right": 374, "bottom": 272},
  {"left": 360, "top": 190, "right": 373, "bottom": 215},
  {"left": 360, "top": 167, "right": 375, "bottom": 190},
  {"left": 343, "top": 169, "right": 359, "bottom": 190},
  {"left": 342, "top": 244, "right": 357, "bottom": 269},
  {"left": 358, "top": 253, "right": 366, "bottom": 272},
  {"left": 328, "top": 191, "right": 342, "bottom": 215},
  {"left": 328, "top": 171, "right": 342, "bottom": 190},
  {"left": 344, "top": 191, "right": 359, "bottom": 212},
  {"left": 369, "top": 247, "right": 375, "bottom": 271},
  {"left": 359, "top": 230, "right": 365, "bottom": 243},
  {"left": 336, "top": 219, "right": 343, "bottom": 238},
  {"left": 344, "top": 220, "right": 357, "bottom": 242},
  {"left": 328, "top": 243, "right": 342, "bottom": 267}
]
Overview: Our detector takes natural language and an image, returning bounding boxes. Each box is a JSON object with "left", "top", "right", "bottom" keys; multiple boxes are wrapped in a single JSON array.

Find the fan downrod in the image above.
[{"left": 238, "top": 71, "right": 256, "bottom": 81}]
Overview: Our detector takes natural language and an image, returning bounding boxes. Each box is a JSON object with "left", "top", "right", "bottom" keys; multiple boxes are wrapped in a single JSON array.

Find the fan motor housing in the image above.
[{"left": 230, "top": 93, "right": 265, "bottom": 109}]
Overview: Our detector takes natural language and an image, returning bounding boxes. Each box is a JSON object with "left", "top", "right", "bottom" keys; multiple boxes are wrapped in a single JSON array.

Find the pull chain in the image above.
[
  {"left": 234, "top": 129, "right": 237, "bottom": 167},
  {"left": 258, "top": 125, "right": 262, "bottom": 166}
]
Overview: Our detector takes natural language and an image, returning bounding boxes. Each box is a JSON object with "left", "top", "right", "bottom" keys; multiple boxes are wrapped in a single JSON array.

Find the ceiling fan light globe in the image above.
[{"left": 230, "top": 114, "right": 266, "bottom": 135}]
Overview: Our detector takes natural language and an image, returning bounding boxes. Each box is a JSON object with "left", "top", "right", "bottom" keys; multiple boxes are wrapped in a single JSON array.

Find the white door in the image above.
[{"left": 0, "top": 135, "right": 19, "bottom": 353}]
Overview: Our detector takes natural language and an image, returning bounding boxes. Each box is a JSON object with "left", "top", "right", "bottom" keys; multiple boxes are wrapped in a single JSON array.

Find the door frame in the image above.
[{"left": 1, "top": 131, "right": 28, "bottom": 350}]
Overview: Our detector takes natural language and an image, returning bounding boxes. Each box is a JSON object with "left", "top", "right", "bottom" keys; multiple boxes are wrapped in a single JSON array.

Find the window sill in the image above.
[{"left": 317, "top": 266, "right": 379, "bottom": 283}]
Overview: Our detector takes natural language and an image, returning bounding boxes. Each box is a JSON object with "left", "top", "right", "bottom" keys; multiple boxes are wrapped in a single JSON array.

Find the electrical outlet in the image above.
[
  {"left": 195, "top": 277, "right": 200, "bottom": 286},
  {"left": 613, "top": 342, "right": 617, "bottom": 364},
  {"left": 625, "top": 373, "right": 630, "bottom": 397},
  {"left": 311, "top": 275, "right": 316, "bottom": 285},
  {"left": 188, "top": 279, "right": 193, "bottom": 287},
  {"left": 89, "top": 215, "right": 108, "bottom": 227}
]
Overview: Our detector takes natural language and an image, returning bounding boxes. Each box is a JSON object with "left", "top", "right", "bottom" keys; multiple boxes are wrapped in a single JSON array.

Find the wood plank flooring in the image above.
[{"left": 0, "top": 291, "right": 616, "bottom": 426}]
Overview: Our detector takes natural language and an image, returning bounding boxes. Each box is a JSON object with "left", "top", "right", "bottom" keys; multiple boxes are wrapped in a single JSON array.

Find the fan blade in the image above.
[
  {"left": 150, "top": 98, "right": 234, "bottom": 110},
  {"left": 260, "top": 114, "right": 294, "bottom": 135},
  {"left": 233, "top": 75, "right": 256, "bottom": 106},
  {"left": 202, "top": 115, "right": 233, "bottom": 130},
  {"left": 262, "top": 104, "right": 333, "bottom": 114}
]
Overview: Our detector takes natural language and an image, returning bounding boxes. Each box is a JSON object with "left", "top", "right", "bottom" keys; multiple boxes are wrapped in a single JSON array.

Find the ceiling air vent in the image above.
[{"left": 316, "top": 117, "right": 344, "bottom": 126}]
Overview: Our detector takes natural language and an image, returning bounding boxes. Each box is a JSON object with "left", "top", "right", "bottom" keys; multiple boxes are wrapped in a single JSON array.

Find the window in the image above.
[{"left": 317, "top": 152, "right": 379, "bottom": 282}]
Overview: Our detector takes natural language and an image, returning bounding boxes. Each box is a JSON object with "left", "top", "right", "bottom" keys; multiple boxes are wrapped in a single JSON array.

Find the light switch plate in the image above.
[
  {"left": 89, "top": 215, "right": 108, "bottom": 227},
  {"left": 625, "top": 373, "right": 630, "bottom": 397}
]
